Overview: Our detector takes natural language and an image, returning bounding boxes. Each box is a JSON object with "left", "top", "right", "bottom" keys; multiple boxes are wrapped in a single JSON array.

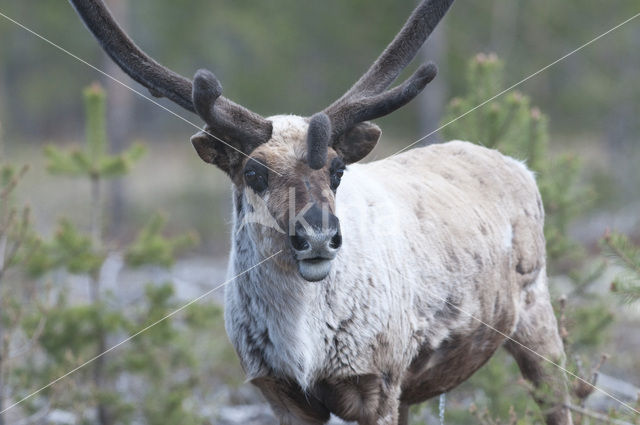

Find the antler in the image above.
[
  {"left": 308, "top": 0, "right": 454, "bottom": 168},
  {"left": 69, "top": 0, "right": 272, "bottom": 152}
]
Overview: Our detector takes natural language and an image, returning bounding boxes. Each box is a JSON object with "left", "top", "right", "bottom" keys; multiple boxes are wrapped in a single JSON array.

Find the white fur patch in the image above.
[{"left": 225, "top": 139, "right": 548, "bottom": 394}]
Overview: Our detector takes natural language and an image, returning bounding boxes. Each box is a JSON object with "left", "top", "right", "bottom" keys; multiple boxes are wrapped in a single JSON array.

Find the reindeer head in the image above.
[{"left": 70, "top": 0, "right": 454, "bottom": 281}]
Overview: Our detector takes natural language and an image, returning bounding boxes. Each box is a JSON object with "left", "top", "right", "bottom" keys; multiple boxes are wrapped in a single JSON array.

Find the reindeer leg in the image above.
[
  {"left": 505, "top": 272, "right": 573, "bottom": 425},
  {"left": 397, "top": 403, "right": 410, "bottom": 425},
  {"left": 369, "top": 384, "right": 402, "bottom": 425}
]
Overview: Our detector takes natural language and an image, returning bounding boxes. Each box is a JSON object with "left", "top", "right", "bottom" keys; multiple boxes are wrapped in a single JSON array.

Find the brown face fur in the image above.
[
  {"left": 191, "top": 115, "right": 380, "bottom": 280},
  {"left": 192, "top": 115, "right": 381, "bottom": 242},
  {"left": 244, "top": 140, "right": 339, "bottom": 235}
]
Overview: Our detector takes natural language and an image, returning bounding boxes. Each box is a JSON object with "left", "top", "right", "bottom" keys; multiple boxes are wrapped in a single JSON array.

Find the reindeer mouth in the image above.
[
  {"left": 303, "top": 257, "right": 326, "bottom": 264},
  {"left": 297, "top": 257, "right": 333, "bottom": 282}
]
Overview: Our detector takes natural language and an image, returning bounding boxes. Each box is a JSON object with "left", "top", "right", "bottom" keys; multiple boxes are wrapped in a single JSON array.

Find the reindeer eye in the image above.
[
  {"left": 244, "top": 166, "right": 268, "bottom": 193},
  {"left": 330, "top": 167, "right": 345, "bottom": 191},
  {"left": 329, "top": 158, "right": 346, "bottom": 191}
]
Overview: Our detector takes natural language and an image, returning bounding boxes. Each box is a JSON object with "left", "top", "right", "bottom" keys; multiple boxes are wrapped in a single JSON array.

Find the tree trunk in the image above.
[
  {"left": 490, "top": 0, "right": 519, "bottom": 56},
  {"left": 94, "top": 323, "right": 110, "bottom": 425},
  {"left": 0, "top": 224, "right": 7, "bottom": 425},
  {"left": 0, "top": 67, "right": 7, "bottom": 145},
  {"left": 0, "top": 330, "right": 5, "bottom": 425},
  {"left": 103, "top": 0, "right": 134, "bottom": 238},
  {"left": 96, "top": 2, "right": 132, "bottom": 422},
  {"left": 417, "top": 7, "right": 447, "bottom": 145}
]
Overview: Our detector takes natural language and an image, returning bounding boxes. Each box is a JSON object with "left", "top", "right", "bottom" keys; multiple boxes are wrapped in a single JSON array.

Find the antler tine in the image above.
[
  {"left": 303, "top": 0, "right": 452, "bottom": 169},
  {"left": 192, "top": 69, "right": 272, "bottom": 152},
  {"left": 69, "top": 0, "right": 272, "bottom": 152},
  {"left": 326, "top": 62, "right": 437, "bottom": 140},
  {"left": 322, "top": 0, "right": 453, "bottom": 142},
  {"left": 306, "top": 113, "right": 332, "bottom": 169},
  {"left": 69, "top": 0, "right": 194, "bottom": 111},
  {"left": 332, "top": 0, "right": 454, "bottom": 104}
]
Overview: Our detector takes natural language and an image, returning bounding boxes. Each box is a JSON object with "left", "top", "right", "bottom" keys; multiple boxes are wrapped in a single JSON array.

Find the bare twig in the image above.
[
  {"left": 0, "top": 165, "right": 28, "bottom": 201},
  {"left": 8, "top": 316, "right": 47, "bottom": 362},
  {"left": 574, "top": 354, "right": 610, "bottom": 403},
  {"left": 565, "top": 404, "right": 635, "bottom": 425},
  {"left": 558, "top": 295, "right": 569, "bottom": 345},
  {"left": 591, "top": 354, "right": 609, "bottom": 385},
  {"left": 10, "top": 400, "right": 52, "bottom": 425}
]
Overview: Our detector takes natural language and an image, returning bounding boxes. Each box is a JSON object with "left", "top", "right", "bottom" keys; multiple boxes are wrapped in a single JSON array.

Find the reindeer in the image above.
[{"left": 70, "top": 0, "right": 573, "bottom": 424}]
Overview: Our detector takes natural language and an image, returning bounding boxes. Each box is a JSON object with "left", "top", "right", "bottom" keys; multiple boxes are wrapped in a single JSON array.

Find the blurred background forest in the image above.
[{"left": 0, "top": 0, "right": 639, "bottom": 424}]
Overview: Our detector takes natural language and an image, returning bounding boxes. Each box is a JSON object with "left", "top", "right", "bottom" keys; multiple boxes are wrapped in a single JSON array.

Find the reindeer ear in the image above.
[
  {"left": 333, "top": 122, "right": 381, "bottom": 164},
  {"left": 191, "top": 130, "right": 217, "bottom": 163},
  {"left": 191, "top": 128, "right": 244, "bottom": 176}
]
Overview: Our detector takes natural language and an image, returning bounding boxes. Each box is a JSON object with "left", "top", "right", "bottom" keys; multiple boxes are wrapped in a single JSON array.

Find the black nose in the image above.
[
  {"left": 289, "top": 233, "right": 310, "bottom": 251},
  {"left": 329, "top": 231, "right": 342, "bottom": 249},
  {"left": 289, "top": 204, "right": 342, "bottom": 259},
  {"left": 289, "top": 225, "right": 342, "bottom": 257}
]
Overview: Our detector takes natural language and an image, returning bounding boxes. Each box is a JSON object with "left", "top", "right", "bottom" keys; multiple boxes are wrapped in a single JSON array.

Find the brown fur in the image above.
[
  {"left": 247, "top": 139, "right": 339, "bottom": 230},
  {"left": 230, "top": 139, "right": 572, "bottom": 425}
]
